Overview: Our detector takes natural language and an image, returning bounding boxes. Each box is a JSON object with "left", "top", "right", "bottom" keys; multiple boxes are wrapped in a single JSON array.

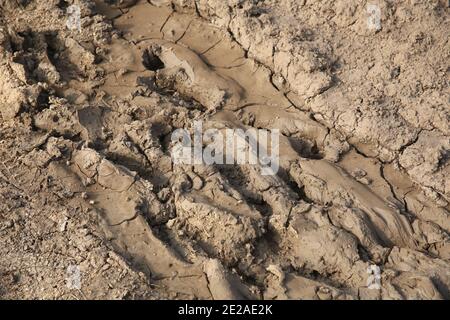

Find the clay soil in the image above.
[{"left": 0, "top": 0, "right": 449, "bottom": 300}]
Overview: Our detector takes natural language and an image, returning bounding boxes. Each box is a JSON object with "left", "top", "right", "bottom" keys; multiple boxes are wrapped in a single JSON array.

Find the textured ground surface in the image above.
[{"left": 0, "top": 0, "right": 449, "bottom": 299}]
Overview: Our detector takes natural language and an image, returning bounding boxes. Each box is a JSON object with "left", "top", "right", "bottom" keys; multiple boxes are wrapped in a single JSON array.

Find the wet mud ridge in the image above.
[{"left": 0, "top": 1, "right": 449, "bottom": 299}]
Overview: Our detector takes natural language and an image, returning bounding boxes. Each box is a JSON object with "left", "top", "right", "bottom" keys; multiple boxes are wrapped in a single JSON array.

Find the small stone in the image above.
[
  {"left": 316, "top": 286, "right": 332, "bottom": 300},
  {"left": 59, "top": 217, "right": 68, "bottom": 232},
  {"left": 357, "top": 176, "right": 372, "bottom": 185},
  {"left": 192, "top": 176, "right": 204, "bottom": 190},
  {"left": 166, "top": 219, "right": 176, "bottom": 228},
  {"left": 101, "top": 264, "right": 111, "bottom": 271}
]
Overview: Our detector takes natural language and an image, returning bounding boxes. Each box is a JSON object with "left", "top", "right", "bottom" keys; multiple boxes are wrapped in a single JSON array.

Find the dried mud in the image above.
[{"left": 0, "top": 0, "right": 449, "bottom": 300}]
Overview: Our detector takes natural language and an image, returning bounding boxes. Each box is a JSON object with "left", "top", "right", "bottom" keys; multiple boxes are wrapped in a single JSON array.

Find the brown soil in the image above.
[{"left": 0, "top": 0, "right": 448, "bottom": 300}]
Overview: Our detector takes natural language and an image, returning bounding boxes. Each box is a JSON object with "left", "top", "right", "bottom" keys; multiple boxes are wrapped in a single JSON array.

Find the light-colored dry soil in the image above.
[{"left": 0, "top": 0, "right": 449, "bottom": 300}]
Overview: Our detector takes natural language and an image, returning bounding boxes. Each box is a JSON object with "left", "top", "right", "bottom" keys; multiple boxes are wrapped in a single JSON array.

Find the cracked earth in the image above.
[{"left": 0, "top": 0, "right": 449, "bottom": 299}]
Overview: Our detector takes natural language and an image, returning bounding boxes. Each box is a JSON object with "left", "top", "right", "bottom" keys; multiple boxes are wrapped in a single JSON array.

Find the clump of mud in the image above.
[{"left": 0, "top": 0, "right": 448, "bottom": 300}]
